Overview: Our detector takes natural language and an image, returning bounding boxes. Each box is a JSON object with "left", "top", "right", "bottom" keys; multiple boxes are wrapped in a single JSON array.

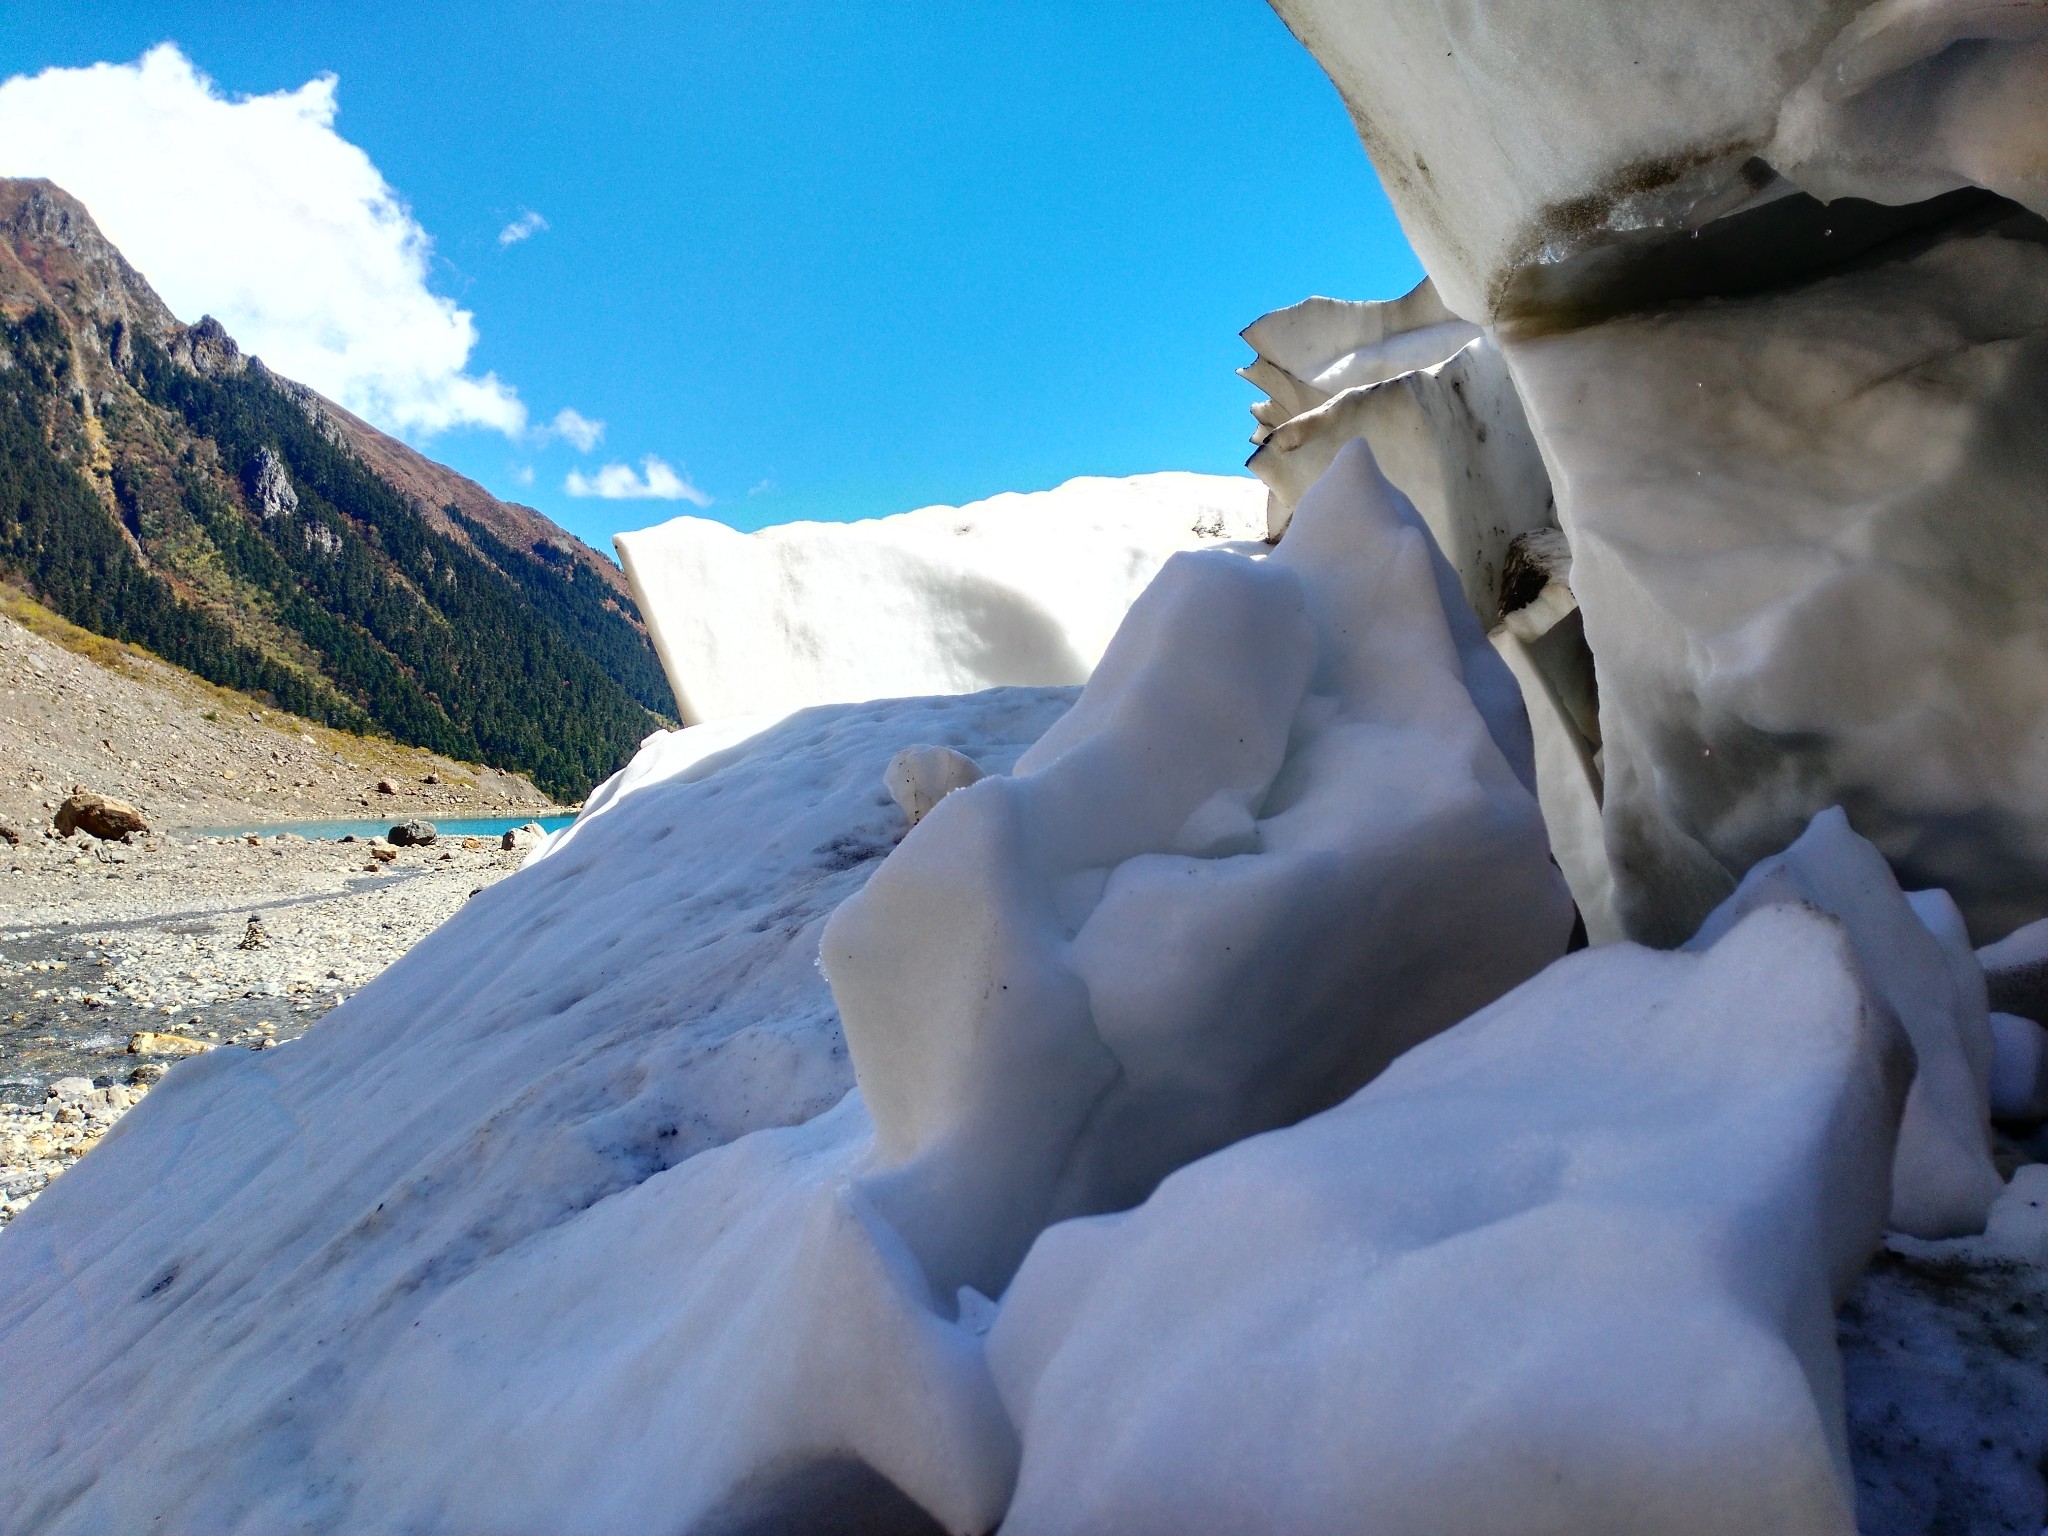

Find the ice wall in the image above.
[
  {"left": 614, "top": 472, "right": 1267, "bottom": 725},
  {"left": 1506, "top": 221, "right": 2048, "bottom": 945},
  {"left": 1266, "top": 0, "right": 2048, "bottom": 328},
  {"left": 1268, "top": 0, "right": 2048, "bottom": 948}
]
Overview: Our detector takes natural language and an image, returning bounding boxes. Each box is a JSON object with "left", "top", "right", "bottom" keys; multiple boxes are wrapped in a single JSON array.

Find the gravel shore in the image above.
[
  {"left": 0, "top": 826, "right": 537, "bottom": 1221},
  {"left": 0, "top": 583, "right": 580, "bottom": 1222}
]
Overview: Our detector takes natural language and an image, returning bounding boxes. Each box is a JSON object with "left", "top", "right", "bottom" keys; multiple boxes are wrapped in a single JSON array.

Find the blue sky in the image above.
[{"left": 0, "top": 3, "right": 1419, "bottom": 548}]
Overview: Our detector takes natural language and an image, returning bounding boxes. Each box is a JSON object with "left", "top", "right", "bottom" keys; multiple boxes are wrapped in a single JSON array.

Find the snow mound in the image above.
[
  {"left": 0, "top": 430, "right": 1573, "bottom": 1533},
  {"left": 1688, "top": 807, "right": 2001, "bottom": 1239},
  {"left": 613, "top": 472, "right": 1268, "bottom": 724},
  {"left": 987, "top": 904, "right": 1910, "bottom": 1536},
  {"left": 824, "top": 436, "right": 1572, "bottom": 1298},
  {"left": 0, "top": 688, "right": 1071, "bottom": 1535}
]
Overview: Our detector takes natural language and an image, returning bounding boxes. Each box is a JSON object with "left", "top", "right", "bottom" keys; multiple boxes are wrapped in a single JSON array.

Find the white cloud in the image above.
[
  {"left": 747, "top": 477, "right": 778, "bottom": 496},
  {"left": 566, "top": 456, "right": 711, "bottom": 505},
  {"left": 498, "top": 209, "right": 548, "bottom": 247},
  {"left": 544, "top": 406, "right": 604, "bottom": 453},
  {"left": 0, "top": 44, "right": 524, "bottom": 439},
  {"left": 511, "top": 464, "right": 535, "bottom": 487}
]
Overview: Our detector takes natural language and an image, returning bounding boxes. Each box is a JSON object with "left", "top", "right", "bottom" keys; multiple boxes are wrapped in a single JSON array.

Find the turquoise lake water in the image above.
[{"left": 189, "top": 814, "right": 578, "bottom": 842}]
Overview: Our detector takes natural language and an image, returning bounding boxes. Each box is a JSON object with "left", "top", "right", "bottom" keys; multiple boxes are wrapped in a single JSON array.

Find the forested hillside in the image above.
[{"left": 0, "top": 178, "right": 673, "bottom": 800}]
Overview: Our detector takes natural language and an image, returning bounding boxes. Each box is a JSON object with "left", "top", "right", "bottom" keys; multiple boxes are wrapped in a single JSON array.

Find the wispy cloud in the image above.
[
  {"left": 747, "top": 477, "right": 778, "bottom": 496},
  {"left": 565, "top": 455, "right": 711, "bottom": 505},
  {"left": 0, "top": 44, "right": 525, "bottom": 439},
  {"left": 497, "top": 209, "right": 548, "bottom": 247},
  {"left": 542, "top": 406, "right": 604, "bottom": 453},
  {"left": 511, "top": 464, "right": 535, "bottom": 487}
]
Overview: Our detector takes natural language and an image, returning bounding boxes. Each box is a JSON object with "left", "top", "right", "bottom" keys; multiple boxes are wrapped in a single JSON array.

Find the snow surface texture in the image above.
[
  {"left": 0, "top": 694, "right": 2040, "bottom": 1528},
  {"left": 0, "top": 688, "right": 1073, "bottom": 1535},
  {"left": 988, "top": 904, "right": 1910, "bottom": 1536},
  {"left": 613, "top": 472, "right": 1268, "bottom": 725},
  {"left": 823, "top": 436, "right": 1575, "bottom": 1299},
  {"left": 1688, "top": 807, "right": 2001, "bottom": 1239},
  {"left": 1266, "top": 0, "right": 2048, "bottom": 324},
  {"left": 1843, "top": 1170, "right": 2048, "bottom": 1534}
]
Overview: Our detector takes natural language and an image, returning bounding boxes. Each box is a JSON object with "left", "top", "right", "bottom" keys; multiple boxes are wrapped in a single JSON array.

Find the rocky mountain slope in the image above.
[
  {"left": 0, "top": 586, "right": 555, "bottom": 838},
  {"left": 0, "top": 178, "right": 673, "bottom": 800}
]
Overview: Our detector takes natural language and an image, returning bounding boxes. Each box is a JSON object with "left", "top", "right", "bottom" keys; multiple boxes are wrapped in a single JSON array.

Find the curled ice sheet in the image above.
[
  {"left": 1688, "top": 807, "right": 2000, "bottom": 1238},
  {"left": 987, "top": 904, "right": 1911, "bottom": 1536},
  {"left": 1770, "top": 0, "right": 2048, "bottom": 218},
  {"left": 1241, "top": 281, "right": 1614, "bottom": 942},
  {"left": 824, "top": 437, "right": 1574, "bottom": 1300},
  {"left": 1241, "top": 284, "right": 1550, "bottom": 626},
  {"left": 1269, "top": 0, "right": 2045, "bottom": 327}
]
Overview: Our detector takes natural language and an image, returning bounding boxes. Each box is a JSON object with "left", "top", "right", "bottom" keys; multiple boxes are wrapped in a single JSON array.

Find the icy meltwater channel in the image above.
[{"left": 187, "top": 815, "right": 578, "bottom": 842}]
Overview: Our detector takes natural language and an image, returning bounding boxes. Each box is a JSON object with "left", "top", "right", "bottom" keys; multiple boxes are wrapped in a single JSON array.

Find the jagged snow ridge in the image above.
[
  {"left": 989, "top": 903, "right": 1909, "bottom": 1536},
  {"left": 823, "top": 436, "right": 1573, "bottom": 1300},
  {"left": 1688, "top": 806, "right": 2002, "bottom": 1239},
  {"left": 614, "top": 471, "right": 1268, "bottom": 725}
]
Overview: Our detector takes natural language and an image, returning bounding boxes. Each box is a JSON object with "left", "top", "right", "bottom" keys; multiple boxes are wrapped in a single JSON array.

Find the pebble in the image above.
[{"left": 0, "top": 829, "right": 533, "bottom": 1223}]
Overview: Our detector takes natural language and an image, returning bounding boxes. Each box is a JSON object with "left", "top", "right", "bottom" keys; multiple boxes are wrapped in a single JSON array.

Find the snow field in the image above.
[
  {"left": 614, "top": 472, "right": 1269, "bottom": 725},
  {"left": 0, "top": 437, "right": 2033, "bottom": 1533}
]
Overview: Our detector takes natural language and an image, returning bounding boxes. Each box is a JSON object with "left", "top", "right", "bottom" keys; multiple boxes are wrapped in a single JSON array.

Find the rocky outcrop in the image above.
[
  {"left": 0, "top": 179, "right": 179, "bottom": 346},
  {"left": 246, "top": 447, "right": 298, "bottom": 521}
]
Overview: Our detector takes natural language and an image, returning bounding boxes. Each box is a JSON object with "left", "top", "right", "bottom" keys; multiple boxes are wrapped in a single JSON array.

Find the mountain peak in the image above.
[
  {"left": 0, "top": 175, "right": 674, "bottom": 798},
  {"left": 0, "top": 178, "right": 181, "bottom": 348}
]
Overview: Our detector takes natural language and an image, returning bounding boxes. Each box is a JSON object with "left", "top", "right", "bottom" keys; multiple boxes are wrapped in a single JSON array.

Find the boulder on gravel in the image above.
[
  {"left": 0, "top": 822, "right": 20, "bottom": 845},
  {"left": 376, "top": 778, "right": 398, "bottom": 796},
  {"left": 388, "top": 821, "right": 437, "bottom": 848},
  {"left": 53, "top": 793, "right": 148, "bottom": 842}
]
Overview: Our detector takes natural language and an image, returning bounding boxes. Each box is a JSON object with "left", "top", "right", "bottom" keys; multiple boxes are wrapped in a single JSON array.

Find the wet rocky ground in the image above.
[{"left": 0, "top": 827, "right": 532, "bottom": 1220}]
